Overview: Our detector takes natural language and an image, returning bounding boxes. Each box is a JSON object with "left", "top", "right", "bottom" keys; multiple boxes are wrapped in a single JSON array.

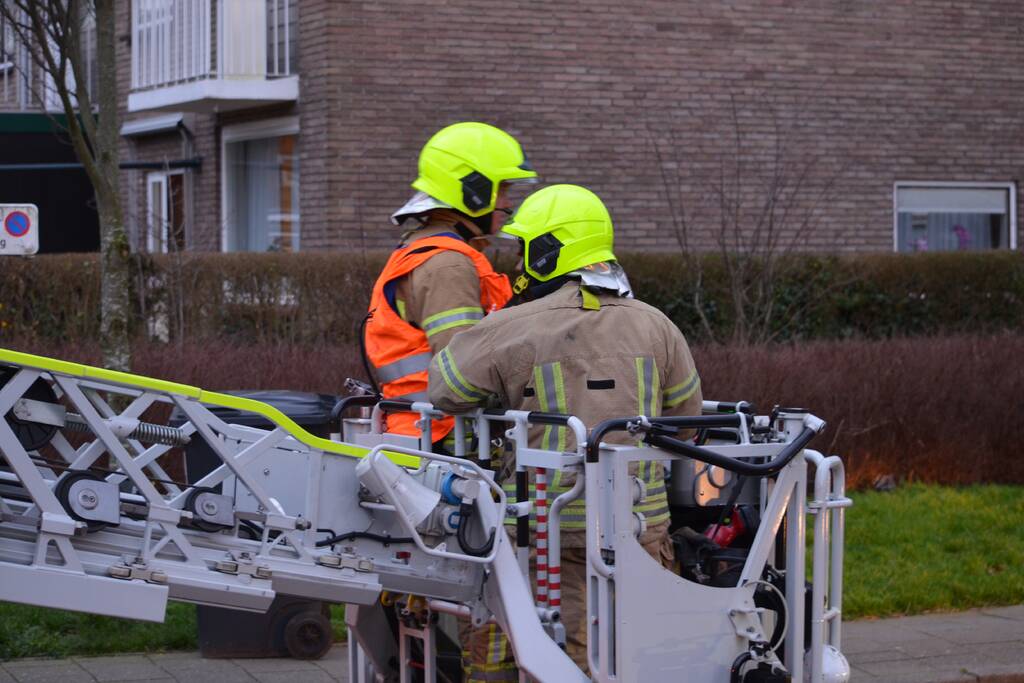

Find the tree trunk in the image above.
[{"left": 93, "top": 0, "right": 131, "bottom": 372}]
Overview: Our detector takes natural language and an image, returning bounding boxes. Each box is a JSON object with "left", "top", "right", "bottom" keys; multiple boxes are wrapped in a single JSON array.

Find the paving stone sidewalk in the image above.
[
  {"left": 3, "top": 605, "right": 1023, "bottom": 682},
  {"left": 845, "top": 605, "right": 1024, "bottom": 682}
]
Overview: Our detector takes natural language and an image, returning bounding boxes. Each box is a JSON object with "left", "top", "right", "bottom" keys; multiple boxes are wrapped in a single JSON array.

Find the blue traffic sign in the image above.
[{"left": 4, "top": 211, "right": 30, "bottom": 237}]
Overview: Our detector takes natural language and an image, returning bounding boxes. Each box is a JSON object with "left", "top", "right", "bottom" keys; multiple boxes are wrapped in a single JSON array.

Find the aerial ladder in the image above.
[{"left": 0, "top": 347, "right": 851, "bottom": 682}]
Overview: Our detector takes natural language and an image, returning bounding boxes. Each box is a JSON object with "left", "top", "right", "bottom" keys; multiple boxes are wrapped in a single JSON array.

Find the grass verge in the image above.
[
  {"left": 0, "top": 602, "right": 347, "bottom": 660},
  {"left": 1, "top": 485, "right": 1021, "bottom": 658},
  {"left": 843, "top": 484, "right": 1024, "bottom": 619}
]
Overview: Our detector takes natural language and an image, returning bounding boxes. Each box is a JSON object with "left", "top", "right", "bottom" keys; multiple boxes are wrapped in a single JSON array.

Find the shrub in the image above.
[
  {"left": 3, "top": 251, "right": 1023, "bottom": 346},
  {"left": 4, "top": 333, "right": 1021, "bottom": 490}
]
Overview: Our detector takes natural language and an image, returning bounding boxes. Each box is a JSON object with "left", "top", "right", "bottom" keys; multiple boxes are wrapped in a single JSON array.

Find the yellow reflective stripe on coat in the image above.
[
  {"left": 437, "top": 347, "right": 488, "bottom": 402},
  {"left": 663, "top": 369, "right": 700, "bottom": 408},
  {"left": 423, "top": 305, "right": 483, "bottom": 338},
  {"left": 635, "top": 355, "right": 670, "bottom": 526},
  {"left": 635, "top": 356, "right": 659, "bottom": 417},
  {"left": 533, "top": 361, "right": 567, "bottom": 452}
]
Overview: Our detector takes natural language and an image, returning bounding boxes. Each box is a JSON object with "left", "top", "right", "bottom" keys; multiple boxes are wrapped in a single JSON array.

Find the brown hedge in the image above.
[{"left": 4, "top": 333, "right": 1021, "bottom": 490}]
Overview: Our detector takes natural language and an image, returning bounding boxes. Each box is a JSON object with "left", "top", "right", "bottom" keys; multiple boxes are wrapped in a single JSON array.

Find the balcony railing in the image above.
[{"left": 129, "top": 0, "right": 298, "bottom": 112}]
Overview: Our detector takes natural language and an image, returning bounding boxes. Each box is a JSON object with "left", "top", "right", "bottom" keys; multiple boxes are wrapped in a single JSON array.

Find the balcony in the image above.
[{"left": 128, "top": 0, "right": 298, "bottom": 114}]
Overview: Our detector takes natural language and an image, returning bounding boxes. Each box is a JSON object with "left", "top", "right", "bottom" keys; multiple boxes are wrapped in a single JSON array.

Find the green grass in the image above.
[
  {"left": 0, "top": 602, "right": 348, "bottom": 660},
  {"left": 1, "top": 484, "right": 1021, "bottom": 658},
  {"left": 842, "top": 484, "right": 1024, "bottom": 619}
]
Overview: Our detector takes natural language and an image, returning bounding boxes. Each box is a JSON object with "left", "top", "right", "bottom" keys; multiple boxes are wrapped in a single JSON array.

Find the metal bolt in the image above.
[
  {"left": 77, "top": 489, "right": 98, "bottom": 510},
  {"left": 263, "top": 468, "right": 270, "bottom": 475},
  {"left": 201, "top": 500, "right": 218, "bottom": 515}
]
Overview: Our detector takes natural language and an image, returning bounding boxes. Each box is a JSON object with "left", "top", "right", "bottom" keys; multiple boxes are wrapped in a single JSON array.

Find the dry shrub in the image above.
[
  {"left": 7, "top": 336, "right": 365, "bottom": 395},
  {"left": 697, "top": 334, "right": 1024, "bottom": 489},
  {"left": 3, "top": 334, "right": 1022, "bottom": 490}
]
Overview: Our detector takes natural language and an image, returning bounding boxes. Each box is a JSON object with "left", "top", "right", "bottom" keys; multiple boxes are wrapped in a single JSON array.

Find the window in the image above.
[
  {"left": 894, "top": 182, "right": 1017, "bottom": 252},
  {"left": 222, "top": 116, "right": 300, "bottom": 252},
  {"left": 146, "top": 171, "right": 186, "bottom": 253},
  {"left": 0, "top": 12, "right": 14, "bottom": 71}
]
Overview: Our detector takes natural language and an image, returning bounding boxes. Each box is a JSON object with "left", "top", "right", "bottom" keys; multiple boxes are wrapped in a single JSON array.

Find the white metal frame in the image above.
[
  {"left": 892, "top": 180, "right": 1018, "bottom": 252},
  {"left": 220, "top": 116, "right": 299, "bottom": 252},
  {"left": 0, "top": 349, "right": 851, "bottom": 682}
]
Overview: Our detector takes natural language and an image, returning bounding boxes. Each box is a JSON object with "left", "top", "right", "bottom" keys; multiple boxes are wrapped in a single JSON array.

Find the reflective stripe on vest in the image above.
[{"left": 376, "top": 352, "right": 433, "bottom": 384}]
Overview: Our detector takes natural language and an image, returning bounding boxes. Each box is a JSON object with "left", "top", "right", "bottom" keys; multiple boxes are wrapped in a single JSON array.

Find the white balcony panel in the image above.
[
  {"left": 129, "top": 0, "right": 296, "bottom": 114},
  {"left": 128, "top": 74, "right": 298, "bottom": 113}
]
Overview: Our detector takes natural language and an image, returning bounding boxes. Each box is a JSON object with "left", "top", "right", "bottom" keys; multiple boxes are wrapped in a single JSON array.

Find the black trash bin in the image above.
[
  {"left": 169, "top": 390, "right": 340, "bottom": 660},
  {"left": 171, "top": 390, "right": 339, "bottom": 484}
]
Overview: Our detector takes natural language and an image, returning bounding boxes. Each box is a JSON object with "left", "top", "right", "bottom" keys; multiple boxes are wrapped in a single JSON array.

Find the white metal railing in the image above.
[{"left": 131, "top": 0, "right": 294, "bottom": 92}]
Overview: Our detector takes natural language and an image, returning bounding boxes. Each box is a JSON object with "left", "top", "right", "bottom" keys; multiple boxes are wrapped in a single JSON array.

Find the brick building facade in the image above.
[{"left": 116, "top": 0, "right": 1024, "bottom": 255}]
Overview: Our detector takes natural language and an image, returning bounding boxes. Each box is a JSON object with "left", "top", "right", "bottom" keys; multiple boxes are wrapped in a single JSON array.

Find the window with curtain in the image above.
[
  {"left": 895, "top": 184, "right": 1015, "bottom": 252},
  {"left": 225, "top": 133, "right": 299, "bottom": 252}
]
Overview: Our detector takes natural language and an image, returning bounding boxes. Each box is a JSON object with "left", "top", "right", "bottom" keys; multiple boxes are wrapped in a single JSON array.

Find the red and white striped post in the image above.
[{"left": 535, "top": 467, "right": 548, "bottom": 605}]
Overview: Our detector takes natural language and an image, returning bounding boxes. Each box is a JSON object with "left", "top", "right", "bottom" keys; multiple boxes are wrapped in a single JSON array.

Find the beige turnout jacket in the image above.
[{"left": 428, "top": 280, "right": 702, "bottom": 545}]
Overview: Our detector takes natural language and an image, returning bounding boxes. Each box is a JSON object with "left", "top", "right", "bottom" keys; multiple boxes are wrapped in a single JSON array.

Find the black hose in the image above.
[
  {"left": 645, "top": 427, "right": 817, "bottom": 478},
  {"left": 586, "top": 415, "right": 744, "bottom": 463},
  {"left": 730, "top": 651, "right": 753, "bottom": 683},
  {"left": 378, "top": 399, "right": 415, "bottom": 413},
  {"left": 331, "top": 394, "right": 380, "bottom": 424},
  {"left": 315, "top": 531, "right": 414, "bottom": 547},
  {"left": 359, "top": 310, "right": 381, "bottom": 395},
  {"left": 456, "top": 503, "right": 495, "bottom": 557}
]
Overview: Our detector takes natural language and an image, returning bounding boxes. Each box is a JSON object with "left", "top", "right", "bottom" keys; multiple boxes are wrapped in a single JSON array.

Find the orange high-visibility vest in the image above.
[{"left": 365, "top": 235, "right": 513, "bottom": 440}]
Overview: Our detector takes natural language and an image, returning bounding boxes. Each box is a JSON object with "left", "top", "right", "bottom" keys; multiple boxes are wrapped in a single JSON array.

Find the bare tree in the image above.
[
  {"left": 2, "top": 0, "right": 131, "bottom": 370},
  {"left": 650, "top": 94, "right": 846, "bottom": 345}
]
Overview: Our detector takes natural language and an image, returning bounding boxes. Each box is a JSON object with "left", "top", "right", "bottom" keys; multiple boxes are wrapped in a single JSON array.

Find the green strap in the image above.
[{"left": 580, "top": 287, "right": 601, "bottom": 310}]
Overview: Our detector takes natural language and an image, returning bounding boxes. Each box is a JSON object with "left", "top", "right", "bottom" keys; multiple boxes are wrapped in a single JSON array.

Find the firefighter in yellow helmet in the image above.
[
  {"left": 364, "top": 122, "right": 537, "bottom": 442},
  {"left": 428, "top": 184, "right": 703, "bottom": 673}
]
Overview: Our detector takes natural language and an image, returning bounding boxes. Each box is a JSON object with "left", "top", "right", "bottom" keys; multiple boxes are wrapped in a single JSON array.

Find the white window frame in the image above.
[
  {"left": 146, "top": 169, "right": 185, "bottom": 253},
  {"left": 892, "top": 181, "right": 1017, "bottom": 252},
  {"left": 220, "top": 115, "right": 300, "bottom": 252}
]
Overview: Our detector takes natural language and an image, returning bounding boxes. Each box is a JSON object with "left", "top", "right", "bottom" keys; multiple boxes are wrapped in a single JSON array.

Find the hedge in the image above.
[
  {"left": 5, "top": 333, "right": 1022, "bottom": 490},
  {"left": 2, "top": 251, "right": 1023, "bottom": 346}
]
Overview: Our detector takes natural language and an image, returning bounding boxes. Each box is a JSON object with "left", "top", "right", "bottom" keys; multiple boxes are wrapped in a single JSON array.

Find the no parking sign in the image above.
[{"left": 0, "top": 204, "right": 39, "bottom": 255}]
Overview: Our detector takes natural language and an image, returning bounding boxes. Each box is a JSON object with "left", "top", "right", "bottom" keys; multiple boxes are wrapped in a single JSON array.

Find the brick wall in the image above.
[
  {"left": 120, "top": 0, "right": 1024, "bottom": 253},
  {"left": 326, "top": 0, "right": 1024, "bottom": 252}
]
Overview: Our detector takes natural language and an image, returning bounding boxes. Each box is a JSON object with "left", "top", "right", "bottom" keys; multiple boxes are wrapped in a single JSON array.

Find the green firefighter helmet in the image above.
[
  {"left": 412, "top": 122, "right": 537, "bottom": 217},
  {"left": 501, "top": 184, "right": 616, "bottom": 283}
]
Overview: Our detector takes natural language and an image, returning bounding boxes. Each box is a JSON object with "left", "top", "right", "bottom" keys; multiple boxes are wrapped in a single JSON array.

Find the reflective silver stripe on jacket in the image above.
[
  {"left": 376, "top": 352, "right": 432, "bottom": 383},
  {"left": 423, "top": 306, "right": 484, "bottom": 338},
  {"left": 663, "top": 369, "right": 700, "bottom": 408},
  {"left": 437, "top": 347, "right": 489, "bottom": 401},
  {"left": 393, "top": 391, "right": 430, "bottom": 402}
]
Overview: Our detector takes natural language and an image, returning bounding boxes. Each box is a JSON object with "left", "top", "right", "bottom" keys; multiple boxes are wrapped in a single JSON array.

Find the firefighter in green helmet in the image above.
[
  {"left": 429, "top": 184, "right": 703, "bottom": 673},
  {"left": 365, "top": 122, "right": 537, "bottom": 442},
  {"left": 365, "top": 122, "right": 536, "bottom": 683}
]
